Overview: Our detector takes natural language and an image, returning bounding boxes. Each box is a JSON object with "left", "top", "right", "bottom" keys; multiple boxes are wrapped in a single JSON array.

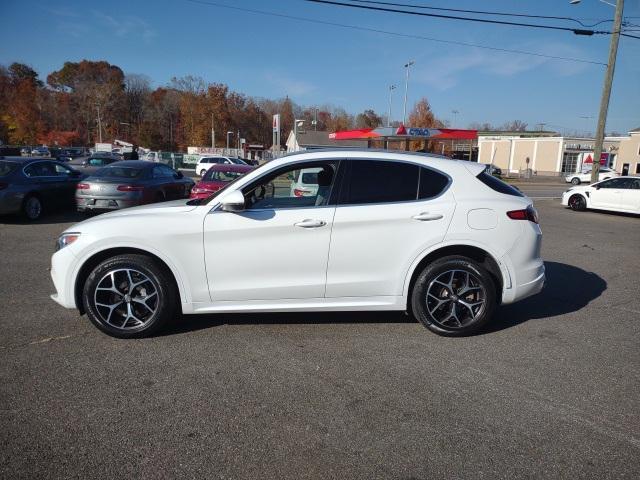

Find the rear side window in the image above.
[
  {"left": 419, "top": 167, "right": 449, "bottom": 199},
  {"left": 476, "top": 171, "right": 523, "bottom": 197},
  {"left": 341, "top": 160, "right": 419, "bottom": 205}
]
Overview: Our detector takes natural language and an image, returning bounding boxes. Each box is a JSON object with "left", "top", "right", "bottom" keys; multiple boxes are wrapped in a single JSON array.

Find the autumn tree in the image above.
[
  {"left": 355, "top": 109, "right": 382, "bottom": 129},
  {"left": 500, "top": 120, "right": 528, "bottom": 132},
  {"left": 0, "top": 63, "right": 43, "bottom": 144}
]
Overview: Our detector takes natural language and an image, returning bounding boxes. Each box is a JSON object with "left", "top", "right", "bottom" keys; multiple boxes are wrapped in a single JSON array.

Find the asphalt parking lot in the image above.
[{"left": 1, "top": 198, "right": 639, "bottom": 479}]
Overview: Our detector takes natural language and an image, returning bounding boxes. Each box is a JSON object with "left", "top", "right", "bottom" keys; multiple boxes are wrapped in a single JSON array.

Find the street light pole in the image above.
[
  {"left": 402, "top": 61, "right": 414, "bottom": 126},
  {"left": 388, "top": 85, "right": 396, "bottom": 127},
  {"left": 574, "top": 0, "right": 624, "bottom": 183},
  {"left": 226, "top": 131, "right": 233, "bottom": 149},
  {"left": 211, "top": 113, "right": 215, "bottom": 148},
  {"left": 96, "top": 104, "right": 103, "bottom": 144}
]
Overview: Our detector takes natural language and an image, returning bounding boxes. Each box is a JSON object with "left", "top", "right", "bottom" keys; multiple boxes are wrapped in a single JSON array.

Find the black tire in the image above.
[
  {"left": 411, "top": 256, "right": 497, "bottom": 337},
  {"left": 571, "top": 177, "right": 581, "bottom": 185},
  {"left": 568, "top": 194, "right": 586, "bottom": 211},
  {"left": 22, "top": 194, "right": 43, "bottom": 220},
  {"left": 82, "top": 254, "right": 178, "bottom": 338}
]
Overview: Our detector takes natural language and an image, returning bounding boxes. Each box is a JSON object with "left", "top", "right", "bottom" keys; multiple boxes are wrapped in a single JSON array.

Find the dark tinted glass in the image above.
[
  {"left": 476, "top": 171, "right": 523, "bottom": 197},
  {"left": 419, "top": 167, "right": 449, "bottom": 199},
  {"left": 95, "top": 167, "right": 144, "bottom": 178},
  {"left": 342, "top": 160, "right": 419, "bottom": 204},
  {"left": 0, "top": 161, "right": 18, "bottom": 176}
]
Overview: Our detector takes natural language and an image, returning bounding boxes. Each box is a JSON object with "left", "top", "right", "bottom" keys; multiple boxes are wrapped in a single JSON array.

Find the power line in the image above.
[
  {"left": 302, "top": 0, "right": 611, "bottom": 35},
  {"left": 348, "top": 0, "right": 612, "bottom": 28},
  {"left": 182, "top": 0, "right": 606, "bottom": 66}
]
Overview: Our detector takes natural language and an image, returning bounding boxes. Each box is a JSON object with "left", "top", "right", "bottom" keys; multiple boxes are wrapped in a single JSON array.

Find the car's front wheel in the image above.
[
  {"left": 568, "top": 194, "right": 587, "bottom": 211},
  {"left": 571, "top": 177, "right": 581, "bottom": 185},
  {"left": 411, "top": 256, "right": 496, "bottom": 336},
  {"left": 82, "top": 254, "right": 177, "bottom": 338}
]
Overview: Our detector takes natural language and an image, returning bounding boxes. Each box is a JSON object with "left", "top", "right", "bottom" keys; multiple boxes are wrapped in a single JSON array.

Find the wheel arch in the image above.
[
  {"left": 404, "top": 244, "right": 505, "bottom": 312},
  {"left": 74, "top": 247, "right": 183, "bottom": 315}
]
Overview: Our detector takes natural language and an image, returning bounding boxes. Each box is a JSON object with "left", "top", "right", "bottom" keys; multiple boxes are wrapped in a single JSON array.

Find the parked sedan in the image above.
[
  {"left": 190, "top": 164, "right": 254, "bottom": 200},
  {"left": 31, "top": 146, "right": 50, "bottom": 157},
  {"left": 76, "top": 161, "right": 194, "bottom": 212},
  {"left": 562, "top": 176, "right": 640, "bottom": 214},
  {"left": 0, "top": 157, "right": 84, "bottom": 220},
  {"left": 195, "top": 156, "right": 248, "bottom": 176},
  {"left": 565, "top": 167, "right": 619, "bottom": 185}
]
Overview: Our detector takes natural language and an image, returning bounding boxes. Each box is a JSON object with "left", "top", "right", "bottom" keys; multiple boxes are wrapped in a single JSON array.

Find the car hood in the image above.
[{"left": 71, "top": 199, "right": 199, "bottom": 228}]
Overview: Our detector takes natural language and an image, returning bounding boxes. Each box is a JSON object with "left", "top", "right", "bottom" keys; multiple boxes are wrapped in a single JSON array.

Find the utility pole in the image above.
[
  {"left": 402, "top": 61, "right": 414, "bottom": 126},
  {"left": 211, "top": 112, "right": 216, "bottom": 148},
  {"left": 388, "top": 85, "right": 396, "bottom": 127},
  {"left": 591, "top": 0, "right": 624, "bottom": 184},
  {"left": 96, "top": 104, "right": 103, "bottom": 144}
]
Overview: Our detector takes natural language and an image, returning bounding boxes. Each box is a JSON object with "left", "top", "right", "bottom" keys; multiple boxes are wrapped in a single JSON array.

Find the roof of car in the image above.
[
  {"left": 0, "top": 156, "right": 61, "bottom": 164},
  {"left": 104, "top": 160, "right": 155, "bottom": 168},
  {"left": 205, "top": 164, "right": 254, "bottom": 173}
]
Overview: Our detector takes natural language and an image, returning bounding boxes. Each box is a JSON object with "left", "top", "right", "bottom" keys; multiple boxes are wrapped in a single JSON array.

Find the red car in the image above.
[{"left": 190, "top": 164, "right": 254, "bottom": 200}]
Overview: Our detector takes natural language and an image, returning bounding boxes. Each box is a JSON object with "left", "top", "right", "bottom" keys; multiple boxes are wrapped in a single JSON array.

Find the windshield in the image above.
[
  {"left": 202, "top": 169, "right": 245, "bottom": 182},
  {"left": 94, "top": 166, "right": 144, "bottom": 178},
  {"left": 230, "top": 157, "right": 248, "bottom": 165},
  {"left": 0, "top": 161, "right": 18, "bottom": 176}
]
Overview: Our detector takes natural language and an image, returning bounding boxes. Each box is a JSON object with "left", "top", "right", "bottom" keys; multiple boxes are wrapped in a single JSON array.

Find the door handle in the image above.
[
  {"left": 294, "top": 219, "right": 326, "bottom": 228},
  {"left": 412, "top": 212, "right": 444, "bottom": 221}
]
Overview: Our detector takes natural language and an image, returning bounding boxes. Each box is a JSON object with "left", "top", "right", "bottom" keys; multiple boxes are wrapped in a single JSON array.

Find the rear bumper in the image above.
[{"left": 76, "top": 196, "right": 142, "bottom": 211}]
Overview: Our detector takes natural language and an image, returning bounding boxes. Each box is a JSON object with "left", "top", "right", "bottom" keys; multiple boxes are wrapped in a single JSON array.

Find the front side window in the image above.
[
  {"left": 24, "top": 162, "right": 56, "bottom": 177},
  {"left": 243, "top": 161, "right": 338, "bottom": 210},
  {"left": 340, "top": 160, "right": 419, "bottom": 205},
  {"left": 598, "top": 178, "right": 626, "bottom": 189}
]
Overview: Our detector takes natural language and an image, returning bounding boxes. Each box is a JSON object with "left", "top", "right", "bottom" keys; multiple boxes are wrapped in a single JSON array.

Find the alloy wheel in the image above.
[
  {"left": 93, "top": 268, "right": 159, "bottom": 330},
  {"left": 425, "top": 269, "right": 486, "bottom": 329}
]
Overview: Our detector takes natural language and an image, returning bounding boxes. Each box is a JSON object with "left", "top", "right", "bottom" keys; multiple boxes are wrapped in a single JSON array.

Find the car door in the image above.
[
  {"left": 52, "top": 162, "right": 81, "bottom": 207},
  {"left": 325, "top": 159, "right": 455, "bottom": 298},
  {"left": 620, "top": 178, "right": 640, "bottom": 212},
  {"left": 23, "top": 161, "right": 61, "bottom": 206},
  {"left": 590, "top": 178, "right": 625, "bottom": 209},
  {"left": 203, "top": 160, "right": 340, "bottom": 301}
]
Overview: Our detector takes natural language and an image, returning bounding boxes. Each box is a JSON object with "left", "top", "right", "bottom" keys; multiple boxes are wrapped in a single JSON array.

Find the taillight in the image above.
[
  {"left": 76, "top": 183, "right": 90, "bottom": 190},
  {"left": 294, "top": 188, "right": 311, "bottom": 197},
  {"left": 117, "top": 185, "right": 144, "bottom": 192},
  {"left": 507, "top": 205, "right": 539, "bottom": 224}
]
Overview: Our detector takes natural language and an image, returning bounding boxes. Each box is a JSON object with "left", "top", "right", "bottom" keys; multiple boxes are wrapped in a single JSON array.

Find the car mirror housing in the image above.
[
  {"left": 219, "top": 190, "right": 245, "bottom": 212},
  {"left": 175, "top": 171, "right": 184, "bottom": 179}
]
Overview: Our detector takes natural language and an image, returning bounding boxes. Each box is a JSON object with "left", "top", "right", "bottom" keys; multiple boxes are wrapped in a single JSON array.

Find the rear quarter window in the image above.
[
  {"left": 0, "top": 161, "right": 18, "bottom": 176},
  {"left": 476, "top": 171, "right": 523, "bottom": 197}
]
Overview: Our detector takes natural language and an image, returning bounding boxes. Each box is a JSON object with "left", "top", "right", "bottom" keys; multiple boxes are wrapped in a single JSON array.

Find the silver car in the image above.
[{"left": 76, "top": 161, "right": 194, "bottom": 212}]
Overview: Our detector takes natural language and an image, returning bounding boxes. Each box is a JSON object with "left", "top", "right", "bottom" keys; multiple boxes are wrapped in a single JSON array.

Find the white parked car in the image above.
[
  {"left": 562, "top": 176, "right": 640, "bottom": 214},
  {"left": 565, "top": 167, "right": 619, "bottom": 185},
  {"left": 50, "top": 150, "right": 545, "bottom": 338},
  {"left": 196, "top": 156, "right": 248, "bottom": 176},
  {"left": 290, "top": 167, "right": 322, "bottom": 197}
]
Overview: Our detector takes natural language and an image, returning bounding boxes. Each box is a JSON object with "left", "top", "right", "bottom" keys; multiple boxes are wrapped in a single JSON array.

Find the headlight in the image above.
[{"left": 56, "top": 232, "right": 81, "bottom": 251}]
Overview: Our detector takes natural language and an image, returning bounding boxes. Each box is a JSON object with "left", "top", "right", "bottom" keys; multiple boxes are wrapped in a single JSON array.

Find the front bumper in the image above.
[{"left": 50, "top": 245, "right": 79, "bottom": 309}]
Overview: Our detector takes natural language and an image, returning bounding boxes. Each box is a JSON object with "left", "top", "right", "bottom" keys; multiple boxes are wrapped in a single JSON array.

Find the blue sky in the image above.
[{"left": 1, "top": 0, "right": 639, "bottom": 133}]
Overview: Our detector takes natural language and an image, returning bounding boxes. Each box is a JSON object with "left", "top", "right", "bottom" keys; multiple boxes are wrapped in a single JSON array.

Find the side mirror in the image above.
[
  {"left": 595, "top": 184, "right": 601, "bottom": 190},
  {"left": 175, "top": 171, "right": 184, "bottom": 179},
  {"left": 219, "top": 190, "right": 246, "bottom": 212}
]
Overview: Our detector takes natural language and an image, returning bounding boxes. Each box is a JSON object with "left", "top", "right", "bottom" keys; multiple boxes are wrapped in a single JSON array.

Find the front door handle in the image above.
[
  {"left": 412, "top": 212, "right": 444, "bottom": 221},
  {"left": 294, "top": 219, "right": 327, "bottom": 228}
]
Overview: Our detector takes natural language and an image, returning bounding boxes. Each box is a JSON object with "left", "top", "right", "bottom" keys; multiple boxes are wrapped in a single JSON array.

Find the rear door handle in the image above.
[
  {"left": 294, "top": 219, "right": 327, "bottom": 228},
  {"left": 412, "top": 212, "right": 444, "bottom": 221}
]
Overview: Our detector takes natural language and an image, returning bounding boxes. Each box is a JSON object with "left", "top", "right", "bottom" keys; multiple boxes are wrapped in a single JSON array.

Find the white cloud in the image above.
[
  {"left": 413, "top": 41, "right": 592, "bottom": 91},
  {"left": 93, "top": 11, "right": 157, "bottom": 42}
]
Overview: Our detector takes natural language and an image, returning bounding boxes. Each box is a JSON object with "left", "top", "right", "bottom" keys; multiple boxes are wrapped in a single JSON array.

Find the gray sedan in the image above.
[{"left": 76, "top": 161, "right": 194, "bottom": 212}]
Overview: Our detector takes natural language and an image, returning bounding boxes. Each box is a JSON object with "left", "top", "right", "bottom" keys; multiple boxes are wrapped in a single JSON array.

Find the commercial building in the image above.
[
  {"left": 615, "top": 127, "right": 640, "bottom": 176},
  {"left": 477, "top": 132, "right": 623, "bottom": 177}
]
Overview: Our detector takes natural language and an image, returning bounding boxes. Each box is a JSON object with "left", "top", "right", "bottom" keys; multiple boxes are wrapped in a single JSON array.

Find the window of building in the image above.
[
  {"left": 561, "top": 152, "right": 580, "bottom": 173},
  {"left": 636, "top": 163, "right": 640, "bottom": 175}
]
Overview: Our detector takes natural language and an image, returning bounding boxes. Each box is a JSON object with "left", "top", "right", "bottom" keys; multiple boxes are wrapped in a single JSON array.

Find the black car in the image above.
[
  {"left": 68, "top": 153, "right": 121, "bottom": 173},
  {"left": 0, "top": 157, "right": 84, "bottom": 220},
  {"left": 56, "top": 147, "right": 87, "bottom": 162}
]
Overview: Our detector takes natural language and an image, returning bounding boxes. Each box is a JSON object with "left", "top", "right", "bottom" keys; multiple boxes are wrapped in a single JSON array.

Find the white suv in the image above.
[
  {"left": 50, "top": 150, "right": 544, "bottom": 338},
  {"left": 196, "top": 156, "right": 247, "bottom": 176}
]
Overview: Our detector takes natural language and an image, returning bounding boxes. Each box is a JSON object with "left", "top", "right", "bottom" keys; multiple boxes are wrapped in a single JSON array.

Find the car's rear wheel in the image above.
[
  {"left": 568, "top": 194, "right": 586, "bottom": 211},
  {"left": 571, "top": 177, "right": 581, "bottom": 185},
  {"left": 22, "top": 194, "right": 43, "bottom": 220},
  {"left": 411, "top": 256, "right": 496, "bottom": 336},
  {"left": 82, "top": 254, "right": 177, "bottom": 338},
  {"left": 199, "top": 169, "right": 207, "bottom": 177}
]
